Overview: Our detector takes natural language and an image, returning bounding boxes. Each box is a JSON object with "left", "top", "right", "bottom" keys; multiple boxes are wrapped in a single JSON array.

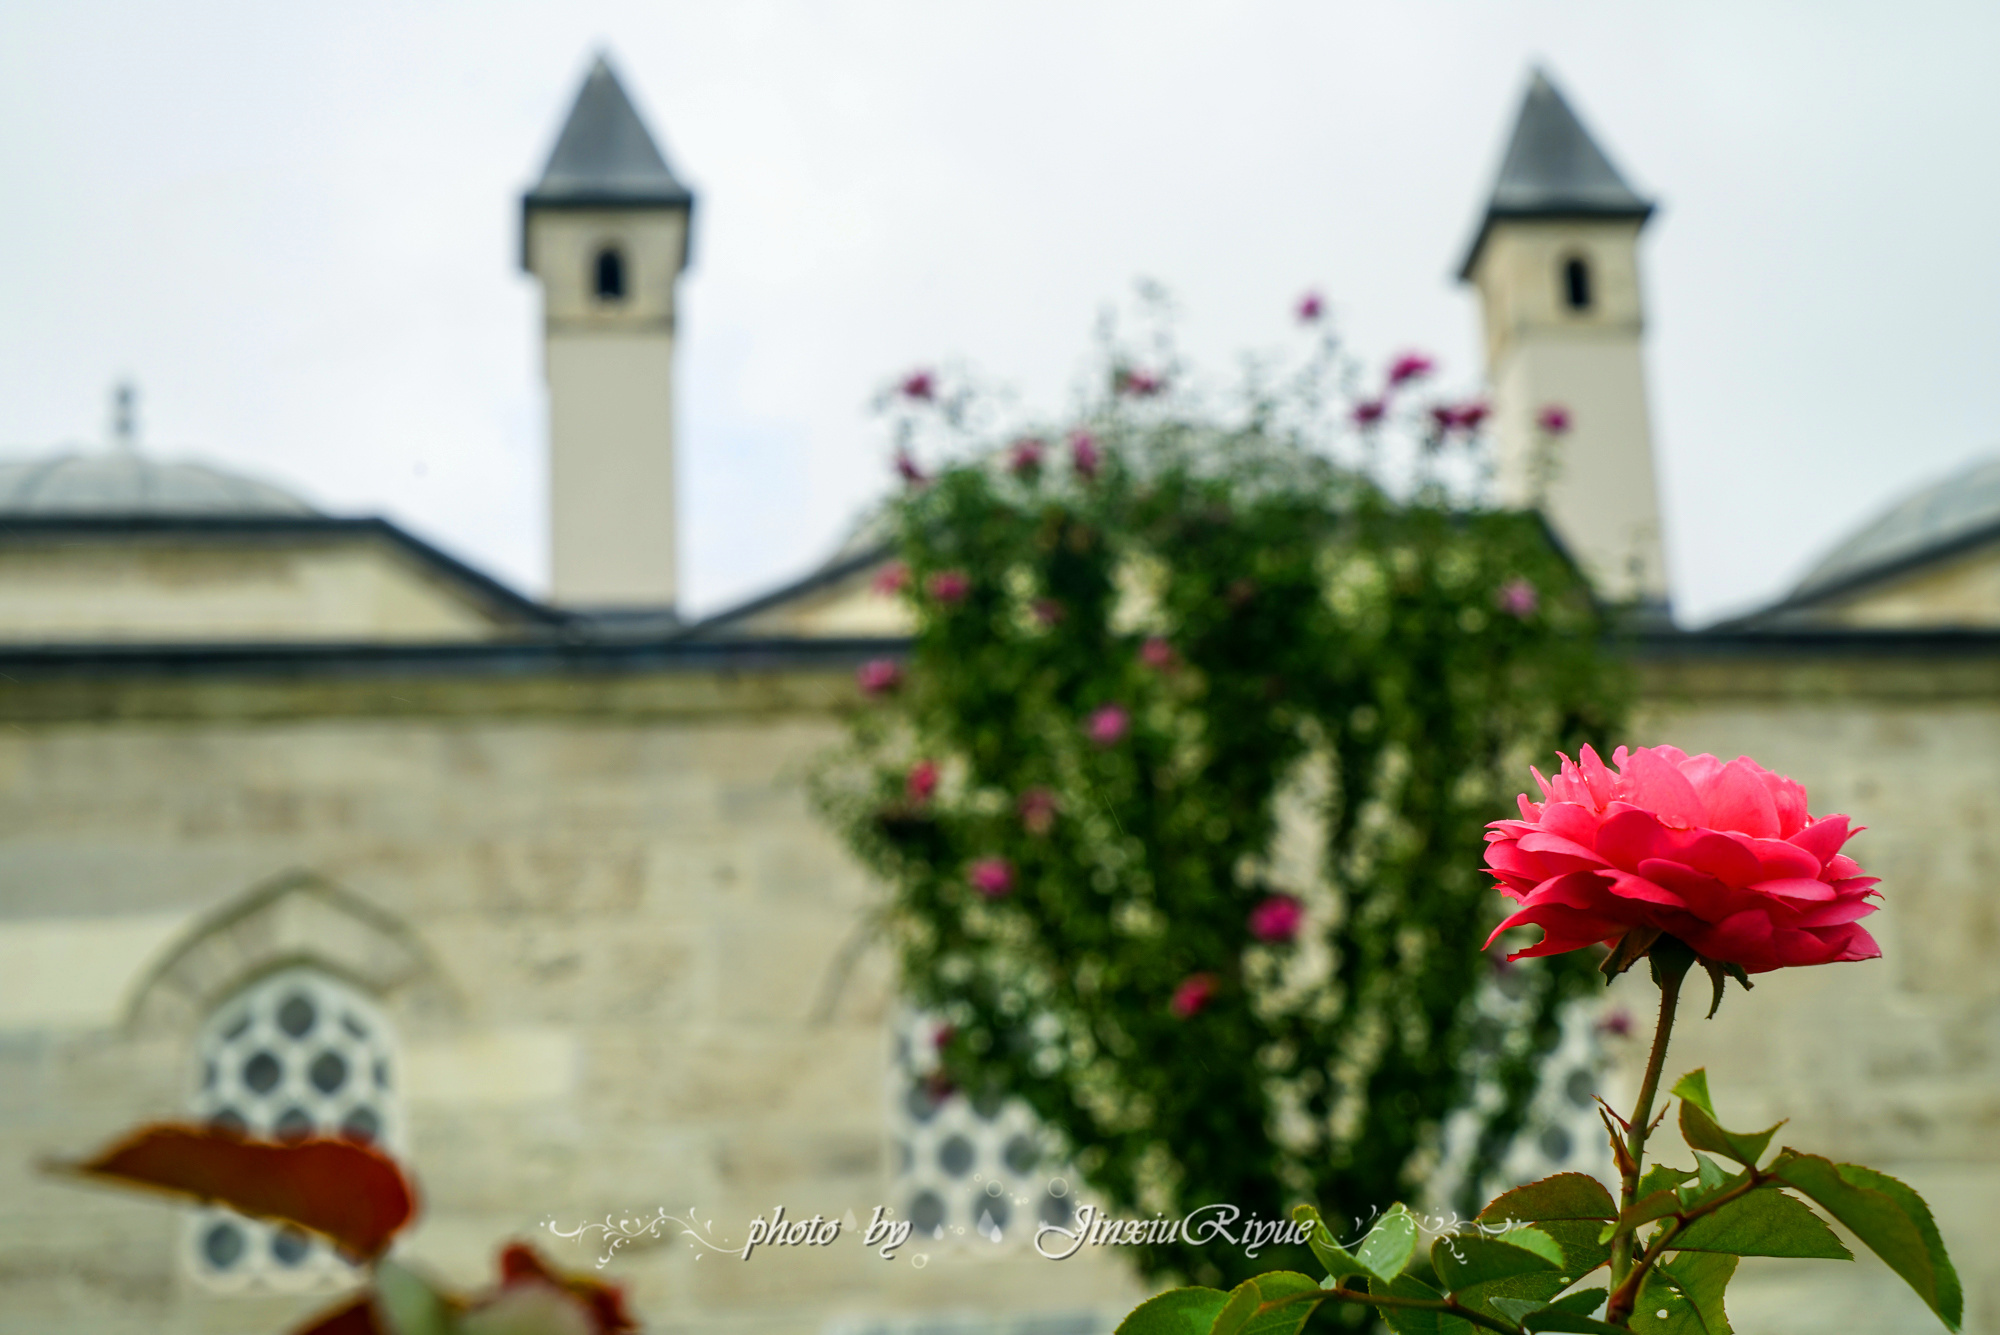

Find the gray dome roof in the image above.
[
  {"left": 0, "top": 451, "right": 317, "bottom": 517},
  {"left": 1794, "top": 455, "right": 2000, "bottom": 598}
]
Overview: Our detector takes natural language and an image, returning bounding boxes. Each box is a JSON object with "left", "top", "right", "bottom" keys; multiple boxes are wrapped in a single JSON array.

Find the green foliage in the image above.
[
  {"left": 819, "top": 317, "right": 1628, "bottom": 1296},
  {"left": 1770, "top": 1153, "right": 1963, "bottom": 1330}
]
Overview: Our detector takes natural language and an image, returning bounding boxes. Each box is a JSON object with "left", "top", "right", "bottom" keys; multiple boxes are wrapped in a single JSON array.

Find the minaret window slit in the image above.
[
  {"left": 1562, "top": 256, "right": 1592, "bottom": 312},
  {"left": 594, "top": 247, "right": 627, "bottom": 301}
]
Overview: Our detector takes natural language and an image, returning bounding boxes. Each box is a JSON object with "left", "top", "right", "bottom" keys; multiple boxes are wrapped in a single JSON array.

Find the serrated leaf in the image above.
[
  {"left": 1523, "top": 1312, "right": 1626, "bottom": 1334},
  {"left": 1665, "top": 1253, "right": 1736, "bottom": 1334},
  {"left": 1678, "top": 1099, "right": 1780, "bottom": 1170},
  {"left": 1668, "top": 1185, "right": 1849, "bottom": 1259},
  {"left": 1433, "top": 1232, "right": 1561, "bottom": 1293},
  {"left": 1600, "top": 1189, "right": 1680, "bottom": 1245},
  {"left": 1292, "top": 1204, "right": 1366, "bottom": 1284},
  {"left": 1489, "top": 1296, "right": 1547, "bottom": 1322},
  {"left": 1669, "top": 1070, "right": 1715, "bottom": 1118},
  {"left": 1237, "top": 1272, "right": 1323, "bottom": 1335},
  {"left": 1456, "top": 1271, "right": 1573, "bottom": 1323},
  {"left": 1116, "top": 1287, "right": 1230, "bottom": 1335},
  {"left": 1629, "top": 1264, "right": 1705, "bottom": 1334},
  {"left": 1478, "top": 1173, "right": 1616, "bottom": 1275},
  {"left": 1636, "top": 1164, "right": 1694, "bottom": 1202},
  {"left": 1367, "top": 1272, "right": 1474, "bottom": 1335},
  {"left": 1771, "top": 1152, "right": 1963, "bottom": 1330},
  {"left": 1354, "top": 1205, "right": 1420, "bottom": 1282},
  {"left": 1209, "top": 1281, "right": 1263, "bottom": 1335}
]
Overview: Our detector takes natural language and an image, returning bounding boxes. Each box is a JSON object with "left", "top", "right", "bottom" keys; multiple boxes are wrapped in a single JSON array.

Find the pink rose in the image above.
[
  {"left": 968, "top": 857, "right": 1015, "bottom": 899},
  {"left": 1387, "top": 352, "right": 1434, "bottom": 387},
  {"left": 1071, "top": 431, "right": 1101, "bottom": 479},
  {"left": 1248, "top": 894, "right": 1303, "bottom": 943},
  {"left": 1086, "top": 705, "right": 1129, "bottom": 746},
  {"left": 1139, "top": 636, "right": 1176, "bottom": 671},
  {"left": 1596, "top": 1008, "right": 1634, "bottom": 1039},
  {"left": 1031, "top": 599, "right": 1066, "bottom": 626},
  {"left": 1483, "top": 745, "right": 1882, "bottom": 974},
  {"left": 1170, "top": 973, "right": 1217, "bottom": 1019},
  {"left": 1296, "top": 291, "right": 1324, "bottom": 323},
  {"left": 1536, "top": 404, "right": 1571, "bottom": 435},
  {"left": 895, "top": 451, "right": 927, "bottom": 485},
  {"left": 927, "top": 570, "right": 971, "bottom": 604},
  {"left": 1010, "top": 438, "right": 1046, "bottom": 476},
  {"left": 1497, "top": 577, "right": 1539, "bottom": 618},
  {"left": 1452, "top": 401, "right": 1490, "bottom": 431},
  {"left": 1018, "top": 787, "right": 1059, "bottom": 835},
  {"left": 873, "top": 562, "right": 910, "bottom": 596},
  {"left": 906, "top": 760, "right": 939, "bottom": 803},
  {"left": 900, "top": 370, "right": 936, "bottom": 401},
  {"left": 1352, "top": 399, "right": 1386, "bottom": 427},
  {"left": 856, "top": 659, "right": 903, "bottom": 696}
]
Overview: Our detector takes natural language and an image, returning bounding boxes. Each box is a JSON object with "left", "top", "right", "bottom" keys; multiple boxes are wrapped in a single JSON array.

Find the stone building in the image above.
[{"left": 0, "top": 59, "right": 1994, "bottom": 1335}]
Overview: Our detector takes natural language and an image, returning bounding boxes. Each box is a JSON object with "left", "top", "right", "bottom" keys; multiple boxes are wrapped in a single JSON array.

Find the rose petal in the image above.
[
  {"left": 1517, "top": 831, "right": 1607, "bottom": 873},
  {"left": 1762, "top": 770, "right": 1810, "bottom": 837},
  {"left": 1749, "top": 877, "right": 1837, "bottom": 903},
  {"left": 1604, "top": 872, "right": 1687, "bottom": 907},
  {"left": 1617, "top": 748, "right": 1707, "bottom": 829},
  {"left": 1788, "top": 814, "right": 1853, "bottom": 868},
  {"left": 1578, "top": 745, "right": 1617, "bottom": 808},
  {"left": 1673, "top": 831, "right": 1765, "bottom": 887},
  {"left": 1746, "top": 838, "right": 1823, "bottom": 882},
  {"left": 1697, "top": 757, "right": 1782, "bottom": 838},
  {"left": 1791, "top": 896, "right": 1882, "bottom": 928}
]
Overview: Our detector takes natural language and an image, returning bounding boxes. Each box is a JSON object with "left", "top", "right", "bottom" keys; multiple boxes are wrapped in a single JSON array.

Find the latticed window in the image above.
[
  {"left": 187, "top": 967, "right": 402, "bottom": 1291},
  {"left": 890, "top": 1013, "right": 1073, "bottom": 1251}
]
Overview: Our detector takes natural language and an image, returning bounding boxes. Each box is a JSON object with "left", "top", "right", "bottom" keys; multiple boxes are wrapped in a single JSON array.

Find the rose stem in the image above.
[{"left": 1610, "top": 967, "right": 1683, "bottom": 1290}]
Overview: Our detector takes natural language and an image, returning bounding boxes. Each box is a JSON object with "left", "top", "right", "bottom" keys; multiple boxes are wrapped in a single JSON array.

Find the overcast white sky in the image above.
[{"left": 2, "top": 2, "right": 1995, "bottom": 625}]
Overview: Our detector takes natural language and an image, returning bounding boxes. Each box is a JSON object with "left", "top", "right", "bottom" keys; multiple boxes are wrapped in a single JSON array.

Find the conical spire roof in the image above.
[
  {"left": 526, "top": 56, "right": 693, "bottom": 209},
  {"left": 1458, "top": 69, "right": 1652, "bottom": 278}
]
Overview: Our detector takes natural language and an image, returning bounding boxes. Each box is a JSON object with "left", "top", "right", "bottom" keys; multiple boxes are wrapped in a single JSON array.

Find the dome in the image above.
[
  {"left": 1792, "top": 455, "right": 2000, "bottom": 598},
  {"left": 0, "top": 450, "right": 317, "bottom": 517}
]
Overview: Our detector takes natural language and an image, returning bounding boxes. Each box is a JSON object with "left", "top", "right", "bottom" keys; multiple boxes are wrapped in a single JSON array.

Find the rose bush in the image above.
[{"left": 1485, "top": 744, "right": 1880, "bottom": 974}]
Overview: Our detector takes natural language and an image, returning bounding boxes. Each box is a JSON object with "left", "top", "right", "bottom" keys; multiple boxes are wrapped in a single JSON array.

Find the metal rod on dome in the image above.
[{"left": 111, "top": 382, "right": 137, "bottom": 451}]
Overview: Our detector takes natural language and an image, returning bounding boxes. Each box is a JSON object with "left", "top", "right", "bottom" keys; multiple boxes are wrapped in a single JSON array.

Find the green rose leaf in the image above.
[
  {"left": 1366, "top": 1273, "right": 1475, "bottom": 1335},
  {"left": 1292, "top": 1204, "right": 1366, "bottom": 1286},
  {"left": 1478, "top": 1173, "right": 1615, "bottom": 1275},
  {"left": 1628, "top": 1254, "right": 1736, "bottom": 1335},
  {"left": 1353, "top": 1204, "right": 1420, "bottom": 1282},
  {"left": 1116, "top": 1287, "right": 1231, "bottom": 1335},
  {"left": 1668, "top": 1185, "right": 1849, "bottom": 1259},
  {"left": 1208, "top": 1272, "right": 1322, "bottom": 1335},
  {"left": 1771, "top": 1152, "right": 1963, "bottom": 1331},
  {"left": 373, "top": 1261, "right": 456, "bottom": 1335},
  {"left": 1636, "top": 1164, "right": 1694, "bottom": 1202},
  {"left": 1519, "top": 1289, "right": 1623, "bottom": 1334},
  {"left": 1599, "top": 1189, "right": 1680, "bottom": 1245},
  {"left": 1670, "top": 1070, "right": 1780, "bottom": 1169}
]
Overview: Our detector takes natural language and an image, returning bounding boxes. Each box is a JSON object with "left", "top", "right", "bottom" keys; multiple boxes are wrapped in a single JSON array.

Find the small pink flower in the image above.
[
  {"left": 1296, "top": 291, "right": 1324, "bottom": 323},
  {"left": 857, "top": 659, "right": 903, "bottom": 696},
  {"left": 932, "top": 1021, "right": 957, "bottom": 1051},
  {"left": 927, "top": 570, "right": 971, "bottom": 604},
  {"left": 900, "top": 370, "right": 936, "bottom": 401},
  {"left": 1351, "top": 399, "right": 1386, "bottom": 427},
  {"left": 1117, "top": 368, "right": 1165, "bottom": 397},
  {"left": 1071, "top": 431, "right": 1101, "bottom": 479},
  {"left": 1010, "top": 438, "right": 1046, "bottom": 476},
  {"left": 1170, "top": 973, "right": 1217, "bottom": 1019},
  {"left": 1387, "top": 352, "right": 1435, "bottom": 387},
  {"left": 1139, "top": 636, "right": 1176, "bottom": 671},
  {"left": 906, "top": 760, "right": 939, "bottom": 803},
  {"left": 873, "top": 561, "right": 910, "bottom": 595},
  {"left": 1248, "top": 894, "right": 1304, "bottom": 944},
  {"left": 1497, "top": 577, "right": 1539, "bottom": 618},
  {"left": 1086, "top": 704, "right": 1129, "bottom": 746},
  {"left": 895, "top": 451, "right": 926, "bottom": 485},
  {"left": 1032, "top": 599, "right": 1066, "bottom": 627},
  {"left": 1596, "top": 1008, "right": 1634, "bottom": 1039},
  {"left": 1018, "top": 787, "right": 1059, "bottom": 835},
  {"left": 968, "top": 857, "right": 1015, "bottom": 899},
  {"left": 1452, "top": 401, "right": 1490, "bottom": 431},
  {"left": 1537, "top": 404, "right": 1572, "bottom": 435}
]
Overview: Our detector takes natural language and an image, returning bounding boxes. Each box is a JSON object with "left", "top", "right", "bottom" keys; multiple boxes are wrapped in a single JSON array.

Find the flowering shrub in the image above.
[
  {"left": 819, "top": 295, "right": 1631, "bottom": 1296},
  {"left": 1115, "top": 751, "right": 1960, "bottom": 1333}
]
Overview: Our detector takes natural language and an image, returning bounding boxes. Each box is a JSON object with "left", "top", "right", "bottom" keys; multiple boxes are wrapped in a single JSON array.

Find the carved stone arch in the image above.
[{"left": 128, "top": 869, "right": 454, "bottom": 1036}]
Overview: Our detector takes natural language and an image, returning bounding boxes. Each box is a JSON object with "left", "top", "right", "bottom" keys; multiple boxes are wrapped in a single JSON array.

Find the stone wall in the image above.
[{"left": 0, "top": 666, "right": 1139, "bottom": 1335}]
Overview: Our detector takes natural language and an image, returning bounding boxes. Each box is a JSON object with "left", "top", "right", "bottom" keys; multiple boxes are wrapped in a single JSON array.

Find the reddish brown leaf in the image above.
[
  {"left": 496, "top": 1241, "right": 638, "bottom": 1333},
  {"left": 54, "top": 1123, "right": 416, "bottom": 1260},
  {"left": 293, "top": 1294, "right": 387, "bottom": 1335}
]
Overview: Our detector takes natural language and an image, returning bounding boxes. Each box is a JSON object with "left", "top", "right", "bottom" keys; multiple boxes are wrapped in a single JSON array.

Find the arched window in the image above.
[
  {"left": 1562, "top": 255, "right": 1593, "bottom": 312},
  {"left": 187, "top": 967, "right": 402, "bottom": 1291},
  {"left": 889, "top": 1012, "right": 1070, "bottom": 1251},
  {"left": 593, "top": 246, "right": 627, "bottom": 301}
]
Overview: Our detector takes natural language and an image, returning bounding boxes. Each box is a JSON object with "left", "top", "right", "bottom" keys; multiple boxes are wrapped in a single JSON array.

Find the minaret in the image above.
[
  {"left": 523, "top": 56, "right": 694, "bottom": 612},
  {"left": 1460, "top": 69, "right": 1668, "bottom": 613}
]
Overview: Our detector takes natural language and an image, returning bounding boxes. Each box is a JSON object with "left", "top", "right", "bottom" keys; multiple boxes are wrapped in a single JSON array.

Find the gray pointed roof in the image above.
[
  {"left": 1789, "top": 456, "right": 2000, "bottom": 603},
  {"left": 525, "top": 57, "right": 693, "bottom": 209},
  {"left": 0, "top": 450, "right": 316, "bottom": 516},
  {"left": 1458, "top": 69, "right": 1653, "bottom": 278}
]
